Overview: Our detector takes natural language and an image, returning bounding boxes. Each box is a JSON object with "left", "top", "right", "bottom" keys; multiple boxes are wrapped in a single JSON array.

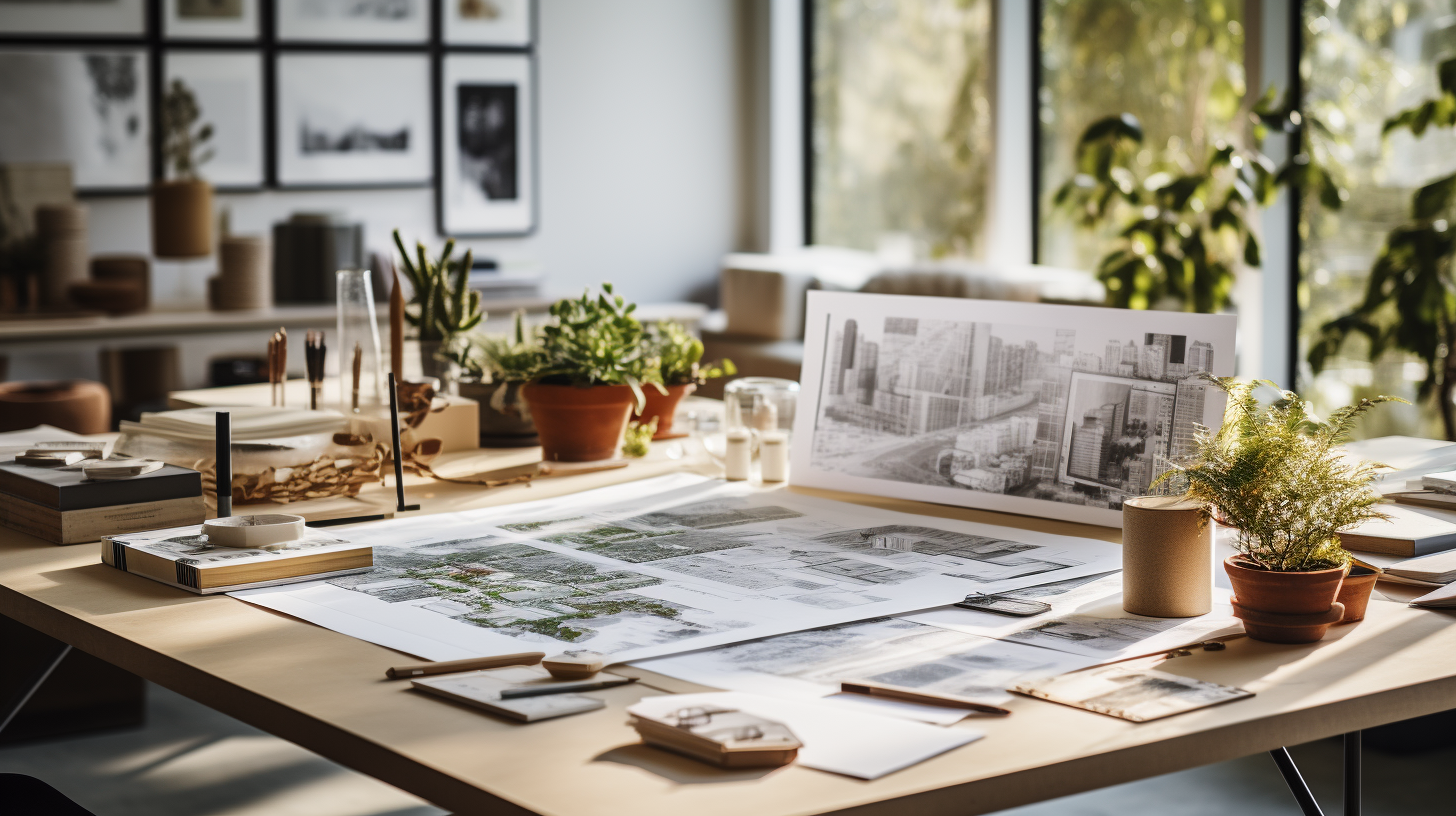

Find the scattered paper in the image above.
[
  {"left": 1012, "top": 663, "right": 1252, "bottom": 722},
  {"left": 626, "top": 691, "right": 981, "bottom": 779},
  {"left": 234, "top": 475, "right": 1122, "bottom": 662}
]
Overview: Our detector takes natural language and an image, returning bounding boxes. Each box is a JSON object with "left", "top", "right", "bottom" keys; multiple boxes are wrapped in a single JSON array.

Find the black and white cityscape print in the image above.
[{"left": 810, "top": 315, "right": 1219, "bottom": 513}]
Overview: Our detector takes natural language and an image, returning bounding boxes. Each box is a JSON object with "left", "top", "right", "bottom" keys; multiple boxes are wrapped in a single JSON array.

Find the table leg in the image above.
[
  {"left": 1269, "top": 747, "right": 1325, "bottom": 816},
  {"left": 0, "top": 642, "right": 71, "bottom": 737},
  {"left": 1344, "top": 731, "right": 1361, "bottom": 816}
]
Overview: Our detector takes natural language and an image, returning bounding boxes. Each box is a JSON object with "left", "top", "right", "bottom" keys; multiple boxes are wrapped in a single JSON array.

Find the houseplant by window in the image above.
[
  {"left": 1161, "top": 376, "right": 1401, "bottom": 643},
  {"left": 635, "top": 320, "right": 735, "bottom": 439},
  {"left": 392, "top": 230, "right": 483, "bottom": 386},
  {"left": 153, "top": 79, "right": 214, "bottom": 259},
  {"left": 454, "top": 310, "right": 541, "bottom": 447},
  {"left": 522, "top": 284, "right": 661, "bottom": 462}
]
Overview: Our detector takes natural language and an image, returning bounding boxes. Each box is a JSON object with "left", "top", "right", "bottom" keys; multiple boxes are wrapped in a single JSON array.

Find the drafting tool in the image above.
[
  {"left": 839, "top": 680, "right": 1012, "bottom": 716},
  {"left": 386, "top": 652, "right": 545, "bottom": 680},
  {"left": 498, "top": 677, "right": 638, "bottom": 699}
]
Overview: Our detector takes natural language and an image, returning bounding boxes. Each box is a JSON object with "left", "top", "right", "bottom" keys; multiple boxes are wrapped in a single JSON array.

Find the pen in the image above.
[
  {"left": 498, "top": 677, "right": 638, "bottom": 699},
  {"left": 384, "top": 651, "right": 545, "bottom": 680},
  {"left": 839, "top": 680, "right": 1012, "bottom": 716}
]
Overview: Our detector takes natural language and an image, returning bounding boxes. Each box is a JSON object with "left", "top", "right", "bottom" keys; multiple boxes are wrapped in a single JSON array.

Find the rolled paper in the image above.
[
  {"left": 1121, "top": 495, "right": 1214, "bottom": 618},
  {"left": 760, "top": 431, "right": 788, "bottom": 482},
  {"left": 724, "top": 429, "right": 751, "bottom": 481}
]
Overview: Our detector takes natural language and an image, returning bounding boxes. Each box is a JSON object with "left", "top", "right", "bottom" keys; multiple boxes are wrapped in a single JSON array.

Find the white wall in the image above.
[{"left": 86, "top": 0, "right": 747, "bottom": 308}]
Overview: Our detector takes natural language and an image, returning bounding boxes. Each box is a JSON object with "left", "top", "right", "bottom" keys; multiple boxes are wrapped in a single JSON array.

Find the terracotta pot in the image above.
[
  {"left": 151, "top": 179, "right": 214, "bottom": 259},
  {"left": 1335, "top": 564, "right": 1380, "bottom": 624},
  {"left": 522, "top": 382, "right": 635, "bottom": 462},
  {"left": 1224, "top": 555, "right": 1348, "bottom": 643},
  {"left": 458, "top": 380, "right": 538, "bottom": 448},
  {"left": 635, "top": 382, "right": 696, "bottom": 438}
]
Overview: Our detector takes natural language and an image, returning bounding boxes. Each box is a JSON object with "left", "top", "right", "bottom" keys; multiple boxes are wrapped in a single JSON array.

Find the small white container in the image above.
[
  {"left": 759, "top": 432, "right": 788, "bottom": 482},
  {"left": 724, "top": 429, "right": 752, "bottom": 481}
]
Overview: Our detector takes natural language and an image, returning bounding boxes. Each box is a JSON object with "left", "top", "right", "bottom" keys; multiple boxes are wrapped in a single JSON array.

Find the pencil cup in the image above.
[{"left": 1121, "top": 496, "right": 1213, "bottom": 618}]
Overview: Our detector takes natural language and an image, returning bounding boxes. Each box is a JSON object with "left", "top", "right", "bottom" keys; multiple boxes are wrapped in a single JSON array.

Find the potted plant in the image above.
[
  {"left": 635, "top": 320, "right": 735, "bottom": 439},
  {"left": 392, "top": 230, "right": 483, "bottom": 386},
  {"left": 1161, "top": 376, "right": 1402, "bottom": 643},
  {"left": 153, "top": 78, "right": 215, "bottom": 259},
  {"left": 522, "top": 284, "right": 661, "bottom": 462},
  {"left": 453, "top": 310, "right": 542, "bottom": 447}
]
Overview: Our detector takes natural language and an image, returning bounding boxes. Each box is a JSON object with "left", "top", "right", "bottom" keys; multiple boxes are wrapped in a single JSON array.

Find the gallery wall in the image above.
[{"left": 78, "top": 0, "right": 749, "bottom": 307}]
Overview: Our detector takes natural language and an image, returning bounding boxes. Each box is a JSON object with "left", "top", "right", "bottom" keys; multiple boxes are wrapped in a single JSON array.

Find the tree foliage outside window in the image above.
[
  {"left": 1039, "top": 0, "right": 1248, "bottom": 273},
  {"left": 811, "top": 0, "right": 991, "bottom": 258},
  {"left": 1299, "top": 0, "right": 1456, "bottom": 439}
]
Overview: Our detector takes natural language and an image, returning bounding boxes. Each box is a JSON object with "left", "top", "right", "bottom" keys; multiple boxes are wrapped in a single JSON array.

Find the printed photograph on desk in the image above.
[
  {"left": 792, "top": 292, "right": 1237, "bottom": 527},
  {"left": 234, "top": 475, "right": 1121, "bottom": 663}
]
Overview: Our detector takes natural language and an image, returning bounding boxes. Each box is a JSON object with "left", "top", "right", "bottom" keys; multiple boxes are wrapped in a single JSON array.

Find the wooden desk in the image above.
[{"left": 3, "top": 456, "right": 1456, "bottom": 815}]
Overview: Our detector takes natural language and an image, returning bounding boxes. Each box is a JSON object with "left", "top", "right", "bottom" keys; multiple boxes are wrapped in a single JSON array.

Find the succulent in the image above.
[
  {"left": 160, "top": 78, "right": 213, "bottom": 180},
  {"left": 534, "top": 283, "right": 661, "bottom": 409},
  {"left": 393, "top": 229, "right": 484, "bottom": 344},
  {"left": 649, "top": 320, "right": 735, "bottom": 386}
]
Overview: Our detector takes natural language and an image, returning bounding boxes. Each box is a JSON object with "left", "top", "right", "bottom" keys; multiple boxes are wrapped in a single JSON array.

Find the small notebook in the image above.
[
  {"left": 410, "top": 665, "right": 615, "bottom": 722},
  {"left": 1381, "top": 549, "right": 1456, "bottom": 585},
  {"left": 1409, "top": 582, "right": 1456, "bottom": 609},
  {"left": 1012, "top": 664, "right": 1253, "bottom": 723}
]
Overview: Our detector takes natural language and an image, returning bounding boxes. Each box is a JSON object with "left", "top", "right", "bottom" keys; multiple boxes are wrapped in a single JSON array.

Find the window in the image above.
[
  {"left": 1037, "top": 0, "right": 1247, "bottom": 272},
  {"left": 809, "top": 0, "right": 992, "bottom": 258},
  {"left": 1299, "top": 1, "right": 1456, "bottom": 438}
]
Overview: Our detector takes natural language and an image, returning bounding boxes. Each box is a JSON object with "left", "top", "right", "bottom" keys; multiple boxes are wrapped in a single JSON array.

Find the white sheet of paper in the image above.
[
  {"left": 627, "top": 691, "right": 981, "bottom": 779},
  {"left": 234, "top": 474, "right": 1122, "bottom": 663},
  {"left": 907, "top": 579, "right": 1242, "bottom": 660}
]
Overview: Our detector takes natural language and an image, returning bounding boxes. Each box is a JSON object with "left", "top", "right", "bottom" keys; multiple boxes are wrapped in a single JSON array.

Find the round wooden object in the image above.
[
  {"left": 0, "top": 380, "right": 110, "bottom": 435},
  {"left": 203, "top": 514, "right": 307, "bottom": 549},
  {"left": 542, "top": 651, "right": 607, "bottom": 680},
  {"left": 1121, "top": 496, "right": 1213, "bottom": 618}
]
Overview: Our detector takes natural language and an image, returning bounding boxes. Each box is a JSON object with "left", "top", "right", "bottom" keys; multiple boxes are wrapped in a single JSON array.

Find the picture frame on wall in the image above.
[
  {"left": 164, "top": 51, "right": 264, "bottom": 189},
  {"left": 0, "top": 0, "right": 146, "bottom": 37},
  {"left": 274, "top": 52, "right": 432, "bottom": 188},
  {"left": 442, "top": 0, "right": 533, "bottom": 47},
  {"left": 163, "top": 0, "right": 260, "bottom": 41},
  {"left": 275, "top": 0, "right": 431, "bottom": 44},
  {"left": 439, "top": 52, "right": 535, "bottom": 236},
  {"left": 0, "top": 48, "right": 150, "bottom": 192}
]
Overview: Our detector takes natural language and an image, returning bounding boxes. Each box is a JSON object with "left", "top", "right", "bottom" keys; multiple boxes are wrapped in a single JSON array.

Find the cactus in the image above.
[{"left": 392, "top": 229, "right": 484, "bottom": 344}]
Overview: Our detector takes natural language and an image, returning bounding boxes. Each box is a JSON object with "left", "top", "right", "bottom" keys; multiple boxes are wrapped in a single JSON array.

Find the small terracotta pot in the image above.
[
  {"left": 1224, "top": 555, "right": 1348, "bottom": 644},
  {"left": 1335, "top": 564, "right": 1380, "bottom": 624},
  {"left": 151, "top": 179, "right": 214, "bottom": 259},
  {"left": 635, "top": 382, "right": 695, "bottom": 438},
  {"left": 522, "top": 382, "right": 636, "bottom": 462}
]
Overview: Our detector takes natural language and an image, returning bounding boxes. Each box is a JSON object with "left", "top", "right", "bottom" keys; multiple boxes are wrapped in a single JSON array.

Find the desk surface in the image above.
[{"left": 3, "top": 448, "right": 1455, "bottom": 816}]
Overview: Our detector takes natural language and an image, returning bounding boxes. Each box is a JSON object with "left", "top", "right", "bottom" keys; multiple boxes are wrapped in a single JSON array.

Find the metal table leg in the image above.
[
  {"left": 1268, "top": 731, "right": 1362, "bottom": 816},
  {"left": 0, "top": 642, "right": 72, "bottom": 738}
]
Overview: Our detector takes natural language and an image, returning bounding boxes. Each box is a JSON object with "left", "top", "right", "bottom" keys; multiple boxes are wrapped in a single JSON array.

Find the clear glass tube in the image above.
[{"left": 336, "top": 269, "right": 385, "bottom": 415}]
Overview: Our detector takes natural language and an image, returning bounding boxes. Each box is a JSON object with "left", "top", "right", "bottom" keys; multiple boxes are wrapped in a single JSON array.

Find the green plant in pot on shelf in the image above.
[
  {"left": 523, "top": 284, "right": 662, "bottom": 462},
  {"left": 453, "top": 310, "right": 542, "bottom": 447},
  {"left": 634, "top": 320, "right": 735, "bottom": 439},
  {"left": 392, "top": 230, "right": 483, "bottom": 385},
  {"left": 1159, "top": 376, "right": 1402, "bottom": 643},
  {"left": 154, "top": 78, "right": 215, "bottom": 259}
]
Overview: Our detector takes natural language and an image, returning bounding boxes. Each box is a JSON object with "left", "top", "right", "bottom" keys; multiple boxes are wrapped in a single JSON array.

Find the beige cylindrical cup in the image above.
[
  {"left": 1122, "top": 495, "right": 1213, "bottom": 617},
  {"left": 216, "top": 235, "right": 271, "bottom": 310}
]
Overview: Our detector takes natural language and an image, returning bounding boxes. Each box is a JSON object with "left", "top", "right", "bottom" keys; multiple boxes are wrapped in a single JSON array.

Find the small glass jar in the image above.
[
  {"left": 723, "top": 377, "right": 799, "bottom": 438},
  {"left": 336, "top": 269, "right": 385, "bottom": 415}
]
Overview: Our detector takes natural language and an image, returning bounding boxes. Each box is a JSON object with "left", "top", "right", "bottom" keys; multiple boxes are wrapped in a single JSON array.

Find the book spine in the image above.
[
  {"left": 0, "top": 496, "right": 205, "bottom": 545},
  {"left": 175, "top": 562, "right": 201, "bottom": 590}
]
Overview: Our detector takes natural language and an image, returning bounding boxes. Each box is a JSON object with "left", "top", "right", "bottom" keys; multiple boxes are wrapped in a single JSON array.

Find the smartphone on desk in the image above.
[{"left": 954, "top": 594, "right": 1051, "bottom": 617}]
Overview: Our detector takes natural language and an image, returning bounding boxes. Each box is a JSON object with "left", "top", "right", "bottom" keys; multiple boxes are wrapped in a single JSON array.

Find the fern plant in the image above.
[
  {"left": 1160, "top": 376, "right": 1403, "bottom": 572},
  {"left": 392, "top": 229, "right": 483, "bottom": 345}
]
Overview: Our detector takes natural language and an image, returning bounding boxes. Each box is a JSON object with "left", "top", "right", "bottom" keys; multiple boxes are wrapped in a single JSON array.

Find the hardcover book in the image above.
[
  {"left": 0, "top": 458, "right": 202, "bottom": 511},
  {"left": 102, "top": 524, "right": 371, "bottom": 594},
  {"left": 0, "top": 494, "right": 205, "bottom": 545}
]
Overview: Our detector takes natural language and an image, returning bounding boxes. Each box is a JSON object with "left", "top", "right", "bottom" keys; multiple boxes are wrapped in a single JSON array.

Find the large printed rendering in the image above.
[{"left": 794, "top": 293, "right": 1238, "bottom": 527}]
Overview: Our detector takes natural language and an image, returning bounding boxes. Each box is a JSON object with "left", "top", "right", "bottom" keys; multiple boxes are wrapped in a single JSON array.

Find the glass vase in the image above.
[{"left": 336, "top": 268, "right": 385, "bottom": 415}]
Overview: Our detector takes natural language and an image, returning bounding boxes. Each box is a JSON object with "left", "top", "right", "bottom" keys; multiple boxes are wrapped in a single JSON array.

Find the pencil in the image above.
[
  {"left": 498, "top": 677, "right": 638, "bottom": 699},
  {"left": 385, "top": 651, "right": 545, "bottom": 680},
  {"left": 351, "top": 342, "right": 363, "bottom": 413},
  {"left": 839, "top": 680, "right": 1012, "bottom": 715},
  {"left": 277, "top": 327, "right": 288, "bottom": 407}
]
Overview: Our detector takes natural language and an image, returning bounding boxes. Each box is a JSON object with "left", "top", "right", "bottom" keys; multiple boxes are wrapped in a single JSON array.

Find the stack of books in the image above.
[
  {"left": 103, "top": 522, "right": 371, "bottom": 594},
  {"left": 0, "top": 456, "right": 204, "bottom": 545},
  {"left": 1336, "top": 503, "right": 1456, "bottom": 557}
]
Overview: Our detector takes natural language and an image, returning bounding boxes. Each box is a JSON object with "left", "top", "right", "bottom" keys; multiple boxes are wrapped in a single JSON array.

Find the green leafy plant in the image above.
[
  {"left": 1309, "top": 55, "right": 1456, "bottom": 440},
  {"left": 534, "top": 284, "right": 661, "bottom": 409},
  {"left": 160, "top": 78, "right": 213, "bottom": 180},
  {"left": 621, "top": 418, "right": 657, "bottom": 458},
  {"left": 452, "top": 310, "right": 542, "bottom": 384},
  {"left": 649, "top": 320, "right": 735, "bottom": 386},
  {"left": 1160, "top": 376, "right": 1402, "bottom": 572},
  {"left": 1056, "top": 90, "right": 1343, "bottom": 313},
  {"left": 392, "top": 229, "right": 483, "bottom": 345}
]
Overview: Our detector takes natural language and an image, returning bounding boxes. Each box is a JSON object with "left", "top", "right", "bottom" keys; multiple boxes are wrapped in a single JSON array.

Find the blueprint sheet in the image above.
[{"left": 233, "top": 475, "right": 1122, "bottom": 662}]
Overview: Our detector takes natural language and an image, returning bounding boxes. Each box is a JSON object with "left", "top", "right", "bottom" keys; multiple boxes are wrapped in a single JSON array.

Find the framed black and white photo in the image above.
[
  {"left": 0, "top": 0, "right": 146, "bottom": 37},
  {"left": 162, "top": 0, "right": 259, "bottom": 41},
  {"left": 0, "top": 48, "right": 150, "bottom": 191},
  {"left": 274, "top": 52, "right": 432, "bottom": 188},
  {"left": 439, "top": 52, "right": 534, "bottom": 236},
  {"left": 275, "top": 0, "right": 431, "bottom": 44},
  {"left": 164, "top": 51, "right": 263, "bottom": 188},
  {"left": 442, "top": 0, "right": 533, "bottom": 47}
]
